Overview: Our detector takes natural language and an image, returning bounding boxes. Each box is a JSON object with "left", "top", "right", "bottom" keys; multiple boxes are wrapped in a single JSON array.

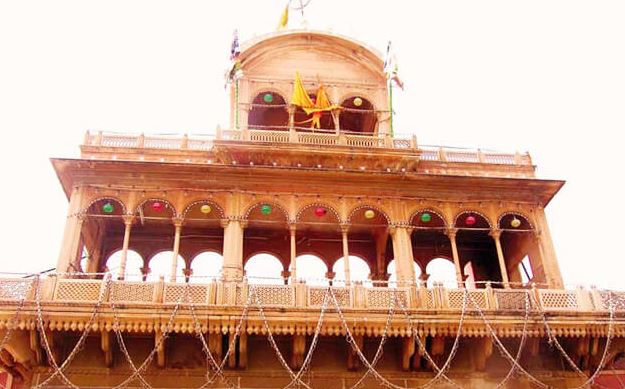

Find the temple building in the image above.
[{"left": 1, "top": 29, "right": 625, "bottom": 389}]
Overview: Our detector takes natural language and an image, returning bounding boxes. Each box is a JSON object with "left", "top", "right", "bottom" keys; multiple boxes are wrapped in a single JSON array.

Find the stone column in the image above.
[
  {"left": 56, "top": 186, "right": 86, "bottom": 276},
  {"left": 445, "top": 228, "right": 464, "bottom": 288},
  {"left": 118, "top": 215, "right": 134, "bottom": 280},
  {"left": 221, "top": 219, "right": 246, "bottom": 281},
  {"left": 170, "top": 218, "right": 183, "bottom": 283},
  {"left": 289, "top": 224, "right": 297, "bottom": 283},
  {"left": 390, "top": 226, "right": 416, "bottom": 286},
  {"left": 341, "top": 224, "right": 351, "bottom": 286},
  {"left": 533, "top": 207, "right": 564, "bottom": 288},
  {"left": 490, "top": 229, "right": 510, "bottom": 288}
]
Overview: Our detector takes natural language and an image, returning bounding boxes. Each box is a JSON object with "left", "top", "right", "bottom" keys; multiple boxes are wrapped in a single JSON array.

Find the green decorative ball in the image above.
[
  {"left": 263, "top": 93, "right": 273, "bottom": 103},
  {"left": 260, "top": 204, "right": 272, "bottom": 215},
  {"left": 102, "top": 203, "right": 114, "bottom": 214},
  {"left": 420, "top": 212, "right": 431, "bottom": 223}
]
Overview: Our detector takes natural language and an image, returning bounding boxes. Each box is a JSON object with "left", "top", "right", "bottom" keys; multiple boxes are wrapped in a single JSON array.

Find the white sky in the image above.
[{"left": 1, "top": 1, "right": 624, "bottom": 289}]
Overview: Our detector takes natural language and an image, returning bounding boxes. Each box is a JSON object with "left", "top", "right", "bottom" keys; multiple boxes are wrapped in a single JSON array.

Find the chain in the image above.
[
  {"left": 465, "top": 290, "right": 546, "bottom": 389},
  {"left": 110, "top": 280, "right": 184, "bottom": 389},
  {"left": 533, "top": 290, "right": 616, "bottom": 389},
  {"left": 35, "top": 273, "right": 112, "bottom": 389},
  {"left": 250, "top": 285, "right": 313, "bottom": 389},
  {"left": 394, "top": 290, "right": 465, "bottom": 389},
  {"left": 186, "top": 282, "right": 254, "bottom": 389},
  {"left": 281, "top": 286, "right": 330, "bottom": 389}
]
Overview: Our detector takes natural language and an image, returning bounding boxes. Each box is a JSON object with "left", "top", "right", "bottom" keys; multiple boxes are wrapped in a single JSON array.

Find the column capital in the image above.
[
  {"left": 444, "top": 227, "right": 458, "bottom": 239},
  {"left": 340, "top": 223, "right": 350, "bottom": 234},
  {"left": 172, "top": 217, "right": 184, "bottom": 228},
  {"left": 489, "top": 228, "right": 502, "bottom": 240},
  {"left": 325, "top": 271, "right": 336, "bottom": 280},
  {"left": 122, "top": 214, "right": 135, "bottom": 225},
  {"left": 289, "top": 223, "right": 297, "bottom": 234}
]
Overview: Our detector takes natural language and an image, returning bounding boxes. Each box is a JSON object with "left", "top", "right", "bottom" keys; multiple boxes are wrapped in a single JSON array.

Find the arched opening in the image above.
[
  {"left": 147, "top": 251, "right": 185, "bottom": 283},
  {"left": 248, "top": 91, "right": 289, "bottom": 130},
  {"left": 294, "top": 204, "right": 341, "bottom": 285},
  {"left": 346, "top": 206, "right": 389, "bottom": 286},
  {"left": 387, "top": 259, "right": 422, "bottom": 287},
  {"left": 105, "top": 250, "right": 143, "bottom": 281},
  {"left": 189, "top": 251, "right": 223, "bottom": 284},
  {"left": 409, "top": 210, "right": 453, "bottom": 286},
  {"left": 333, "top": 256, "right": 371, "bottom": 287},
  {"left": 182, "top": 200, "right": 225, "bottom": 281},
  {"left": 83, "top": 197, "right": 126, "bottom": 276},
  {"left": 243, "top": 202, "right": 289, "bottom": 283},
  {"left": 426, "top": 258, "right": 457, "bottom": 288},
  {"left": 293, "top": 92, "right": 335, "bottom": 132},
  {"left": 454, "top": 212, "right": 499, "bottom": 288},
  {"left": 498, "top": 213, "right": 542, "bottom": 287},
  {"left": 245, "top": 254, "right": 284, "bottom": 285},
  {"left": 339, "top": 96, "right": 377, "bottom": 134},
  {"left": 295, "top": 254, "right": 328, "bottom": 286}
]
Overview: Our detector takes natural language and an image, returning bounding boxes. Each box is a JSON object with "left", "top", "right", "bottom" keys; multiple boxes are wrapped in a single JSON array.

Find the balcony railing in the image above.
[
  {"left": 2, "top": 276, "right": 619, "bottom": 314},
  {"left": 82, "top": 130, "right": 532, "bottom": 166}
]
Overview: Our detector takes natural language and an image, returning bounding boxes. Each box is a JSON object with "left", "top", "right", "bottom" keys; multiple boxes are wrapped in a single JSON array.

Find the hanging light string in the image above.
[{"left": 34, "top": 273, "right": 112, "bottom": 389}]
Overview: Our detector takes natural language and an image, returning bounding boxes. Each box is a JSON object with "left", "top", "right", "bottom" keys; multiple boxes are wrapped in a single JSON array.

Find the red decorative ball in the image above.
[
  {"left": 151, "top": 201, "right": 165, "bottom": 212},
  {"left": 465, "top": 215, "right": 476, "bottom": 226},
  {"left": 314, "top": 207, "right": 327, "bottom": 217}
]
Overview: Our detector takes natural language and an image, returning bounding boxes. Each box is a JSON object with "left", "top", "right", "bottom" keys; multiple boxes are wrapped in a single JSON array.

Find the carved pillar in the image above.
[
  {"left": 56, "top": 186, "right": 86, "bottom": 276},
  {"left": 288, "top": 105, "right": 296, "bottom": 132},
  {"left": 533, "top": 208, "right": 564, "bottom": 288},
  {"left": 118, "top": 215, "right": 134, "bottom": 280},
  {"left": 221, "top": 219, "right": 246, "bottom": 281},
  {"left": 390, "top": 226, "right": 416, "bottom": 286},
  {"left": 445, "top": 228, "right": 464, "bottom": 287},
  {"left": 341, "top": 224, "right": 351, "bottom": 286},
  {"left": 170, "top": 218, "right": 183, "bottom": 282},
  {"left": 489, "top": 229, "right": 510, "bottom": 288},
  {"left": 289, "top": 224, "right": 297, "bottom": 283}
]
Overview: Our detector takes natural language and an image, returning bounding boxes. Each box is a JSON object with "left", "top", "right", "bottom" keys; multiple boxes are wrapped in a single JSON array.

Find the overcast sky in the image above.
[{"left": 1, "top": 1, "right": 624, "bottom": 289}]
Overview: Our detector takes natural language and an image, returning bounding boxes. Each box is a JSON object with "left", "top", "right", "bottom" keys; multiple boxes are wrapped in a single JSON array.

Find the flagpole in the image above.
[
  {"left": 388, "top": 79, "right": 394, "bottom": 138},
  {"left": 235, "top": 79, "right": 239, "bottom": 129}
]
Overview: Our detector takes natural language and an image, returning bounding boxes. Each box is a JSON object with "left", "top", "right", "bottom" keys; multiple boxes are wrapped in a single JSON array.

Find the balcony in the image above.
[{"left": 80, "top": 130, "right": 534, "bottom": 179}]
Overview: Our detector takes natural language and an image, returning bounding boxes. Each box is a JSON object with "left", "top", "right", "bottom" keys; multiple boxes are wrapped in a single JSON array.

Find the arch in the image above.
[
  {"left": 409, "top": 208, "right": 448, "bottom": 228},
  {"left": 295, "top": 254, "right": 329, "bottom": 286},
  {"left": 454, "top": 210, "right": 492, "bottom": 229},
  {"left": 425, "top": 257, "right": 457, "bottom": 288},
  {"left": 85, "top": 196, "right": 127, "bottom": 216},
  {"left": 332, "top": 255, "right": 371, "bottom": 286},
  {"left": 147, "top": 251, "right": 186, "bottom": 282},
  {"left": 189, "top": 251, "right": 223, "bottom": 283},
  {"left": 295, "top": 203, "right": 341, "bottom": 223},
  {"left": 135, "top": 198, "right": 177, "bottom": 219},
  {"left": 248, "top": 91, "right": 289, "bottom": 129},
  {"left": 182, "top": 199, "right": 226, "bottom": 219},
  {"left": 243, "top": 200, "right": 290, "bottom": 221},
  {"left": 245, "top": 253, "right": 284, "bottom": 285},
  {"left": 387, "top": 259, "right": 422, "bottom": 287},
  {"left": 339, "top": 96, "right": 377, "bottom": 134},
  {"left": 105, "top": 250, "right": 143, "bottom": 281},
  {"left": 347, "top": 204, "right": 391, "bottom": 225},
  {"left": 497, "top": 211, "right": 534, "bottom": 230}
]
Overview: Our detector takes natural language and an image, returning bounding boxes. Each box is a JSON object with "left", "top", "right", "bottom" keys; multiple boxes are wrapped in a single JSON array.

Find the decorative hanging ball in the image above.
[
  {"left": 314, "top": 207, "right": 327, "bottom": 217},
  {"left": 102, "top": 202, "right": 114, "bottom": 214},
  {"left": 465, "top": 215, "right": 477, "bottom": 226},
  {"left": 364, "top": 209, "right": 376, "bottom": 219},
  {"left": 510, "top": 217, "right": 522, "bottom": 228},
  {"left": 353, "top": 97, "right": 363, "bottom": 107},
  {"left": 151, "top": 201, "right": 165, "bottom": 213},
  {"left": 263, "top": 93, "right": 273, "bottom": 103},
  {"left": 200, "top": 204, "right": 212, "bottom": 214},
  {"left": 420, "top": 212, "right": 432, "bottom": 223},
  {"left": 260, "top": 204, "right": 272, "bottom": 215}
]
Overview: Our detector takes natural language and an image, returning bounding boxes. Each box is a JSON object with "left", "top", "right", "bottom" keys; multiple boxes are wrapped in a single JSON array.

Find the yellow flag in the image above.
[
  {"left": 290, "top": 72, "right": 314, "bottom": 110},
  {"left": 278, "top": 4, "right": 289, "bottom": 30}
]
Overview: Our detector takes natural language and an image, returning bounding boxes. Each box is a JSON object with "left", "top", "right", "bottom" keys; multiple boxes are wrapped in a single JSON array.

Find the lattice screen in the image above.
[
  {"left": 0, "top": 278, "right": 33, "bottom": 300},
  {"left": 365, "top": 288, "right": 408, "bottom": 309},
  {"left": 539, "top": 290, "right": 578, "bottom": 311},
  {"left": 110, "top": 281, "right": 155, "bottom": 303},
  {"left": 308, "top": 287, "right": 351, "bottom": 307},
  {"left": 54, "top": 280, "right": 103, "bottom": 302},
  {"left": 163, "top": 284, "right": 208, "bottom": 304}
]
